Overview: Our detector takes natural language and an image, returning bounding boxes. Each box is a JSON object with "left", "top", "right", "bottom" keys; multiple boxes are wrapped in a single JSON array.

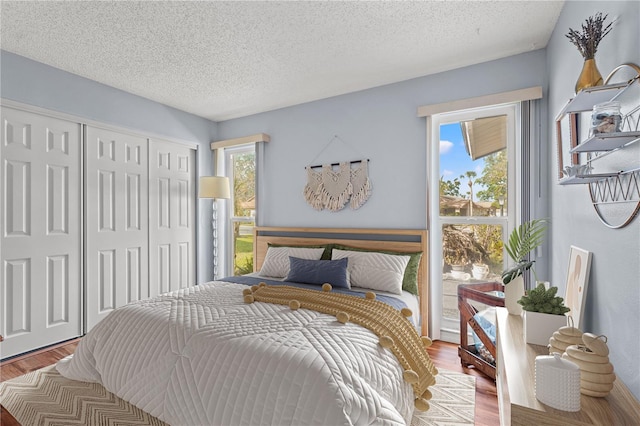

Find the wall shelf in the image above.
[
  {"left": 556, "top": 80, "right": 633, "bottom": 117},
  {"left": 558, "top": 172, "right": 623, "bottom": 185},
  {"left": 555, "top": 64, "right": 640, "bottom": 228},
  {"left": 569, "top": 131, "right": 640, "bottom": 153}
]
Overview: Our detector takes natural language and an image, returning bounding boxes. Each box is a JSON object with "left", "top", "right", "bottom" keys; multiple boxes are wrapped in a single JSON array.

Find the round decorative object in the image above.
[
  {"left": 561, "top": 353, "right": 614, "bottom": 374},
  {"left": 379, "top": 335, "right": 394, "bottom": 348},
  {"left": 401, "top": 308, "right": 413, "bottom": 318},
  {"left": 365, "top": 291, "right": 376, "bottom": 300},
  {"left": 563, "top": 337, "right": 616, "bottom": 397},
  {"left": 580, "top": 370, "right": 616, "bottom": 384},
  {"left": 549, "top": 328, "right": 583, "bottom": 354},
  {"left": 582, "top": 333, "right": 610, "bottom": 356},
  {"left": 403, "top": 370, "right": 419, "bottom": 384},
  {"left": 289, "top": 300, "right": 301, "bottom": 310},
  {"left": 336, "top": 311, "right": 349, "bottom": 323},
  {"left": 421, "top": 336, "right": 433, "bottom": 348},
  {"left": 322, "top": 283, "right": 332, "bottom": 292},
  {"left": 565, "top": 345, "right": 609, "bottom": 363},
  {"left": 244, "top": 294, "right": 254, "bottom": 303},
  {"left": 414, "top": 398, "right": 430, "bottom": 412},
  {"left": 558, "top": 326, "right": 584, "bottom": 338}
]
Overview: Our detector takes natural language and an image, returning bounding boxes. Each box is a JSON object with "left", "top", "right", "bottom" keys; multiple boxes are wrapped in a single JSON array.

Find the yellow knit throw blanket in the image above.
[{"left": 243, "top": 283, "right": 438, "bottom": 411}]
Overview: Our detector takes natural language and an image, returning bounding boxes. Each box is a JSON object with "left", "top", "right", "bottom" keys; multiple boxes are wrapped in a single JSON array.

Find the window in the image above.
[
  {"left": 430, "top": 103, "right": 518, "bottom": 342},
  {"left": 225, "top": 145, "right": 256, "bottom": 275}
]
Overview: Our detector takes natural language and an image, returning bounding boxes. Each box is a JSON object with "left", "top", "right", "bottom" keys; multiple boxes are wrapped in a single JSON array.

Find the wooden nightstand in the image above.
[{"left": 495, "top": 307, "right": 640, "bottom": 425}]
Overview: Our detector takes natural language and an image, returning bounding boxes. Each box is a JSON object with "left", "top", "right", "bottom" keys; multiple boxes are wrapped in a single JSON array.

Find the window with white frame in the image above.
[{"left": 224, "top": 144, "right": 256, "bottom": 275}]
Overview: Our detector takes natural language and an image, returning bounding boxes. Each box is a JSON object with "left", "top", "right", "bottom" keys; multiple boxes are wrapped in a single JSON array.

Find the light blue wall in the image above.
[
  {"left": 546, "top": 1, "right": 639, "bottom": 399},
  {"left": 218, "top": 50, "right": 547, "bottom": 230},
  {"left": 1, "top": 50, "right": 218, "bottom": 283}
]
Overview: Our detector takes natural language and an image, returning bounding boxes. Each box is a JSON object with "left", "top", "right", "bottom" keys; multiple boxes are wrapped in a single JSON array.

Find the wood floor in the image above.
[{"left": 1, "top": 339, "right": 499, "bottom": 425}]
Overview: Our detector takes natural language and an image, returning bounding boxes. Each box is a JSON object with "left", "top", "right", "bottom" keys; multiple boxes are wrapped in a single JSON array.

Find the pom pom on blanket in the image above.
[
  {"left": 336, "top": 311, "right": 350, "bottom": 324},
  {"left": 403, "top": 370, "right": 419, "bottom": 384},
  {"left": 415, "top": 398, "right": 430, "bottom": 411},
  {"left": 379, "top": 336, "right": 394, "bottom": 348},
  {"left": 289, "top": 300, "right": 301, "bottom": 310}
]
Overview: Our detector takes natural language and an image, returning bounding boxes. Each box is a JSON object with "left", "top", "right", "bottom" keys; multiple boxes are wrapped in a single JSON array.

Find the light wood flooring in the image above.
[{"left": 1, "top": 339, "right": 499, "bottom": 425}]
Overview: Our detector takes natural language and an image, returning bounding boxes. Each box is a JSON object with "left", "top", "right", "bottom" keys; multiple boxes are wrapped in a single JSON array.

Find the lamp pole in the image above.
[{"left": 198, "top": 176, "right": 231, "bottom": 280}]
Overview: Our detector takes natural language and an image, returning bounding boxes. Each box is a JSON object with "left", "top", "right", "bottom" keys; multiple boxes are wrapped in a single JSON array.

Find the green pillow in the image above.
[
  {"left": 268, "top": 242, "right": 334, "bottom": 260},
  {"left": 331, "top": 244, "right": 422, "bottom": 295}
]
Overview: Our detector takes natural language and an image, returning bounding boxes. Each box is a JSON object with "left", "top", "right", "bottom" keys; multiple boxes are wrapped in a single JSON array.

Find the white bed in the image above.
[{"left": 57, "top": 227, "right": 433, "bottom": 425}]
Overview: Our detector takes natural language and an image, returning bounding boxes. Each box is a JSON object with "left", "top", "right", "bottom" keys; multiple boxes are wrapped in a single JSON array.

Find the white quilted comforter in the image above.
[{"left": 57, "top": 281, "right": 415, "bottom": 425}]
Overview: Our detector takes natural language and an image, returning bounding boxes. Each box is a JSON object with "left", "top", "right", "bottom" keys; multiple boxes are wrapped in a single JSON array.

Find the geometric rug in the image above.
[
  {"left": 411, "top": 369, "right": 475, "bottom": 426},
  {"left": 1, "top": 365, "right": 475, "bottom": 426}
]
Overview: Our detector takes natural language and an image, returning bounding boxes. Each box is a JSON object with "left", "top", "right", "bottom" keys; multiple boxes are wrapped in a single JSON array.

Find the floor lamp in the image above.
[{"left": 198, "top": 176, "right": 230, "bottom": 280}]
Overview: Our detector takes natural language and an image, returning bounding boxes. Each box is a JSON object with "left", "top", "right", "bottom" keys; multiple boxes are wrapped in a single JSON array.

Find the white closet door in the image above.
[
  {"left": 1, "top": 107, "right": 82, "bottom": 358},
  {"left": 149, "top": 139, "right": 196, "bottom": 296},
  {"left": 85, "top": 126, "right": 148, "bottom": 331}
]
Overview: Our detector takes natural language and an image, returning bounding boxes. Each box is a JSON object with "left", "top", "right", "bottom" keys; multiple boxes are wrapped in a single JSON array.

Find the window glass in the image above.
[
  {"left": 439, "top": 120, "right": 508, "bottom": 217},
  {"left": 227, "top": 148, "right": 256, "bottom": 275}
]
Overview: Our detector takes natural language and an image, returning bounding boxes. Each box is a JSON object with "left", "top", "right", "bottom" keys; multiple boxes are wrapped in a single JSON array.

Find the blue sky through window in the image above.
[{"left": 439, "top": 122, "right": 487, "bottom": 201}]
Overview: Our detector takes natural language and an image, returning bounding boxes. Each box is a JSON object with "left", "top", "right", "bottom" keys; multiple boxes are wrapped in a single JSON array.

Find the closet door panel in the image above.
[
  {"left": 1, "top": 107, "right": 82, "bottom": 358},
  {"left": 85, "top": 126, "right": 148, "bottom": 332},
  {"left": 149, "top": 139, "right": 195, "bottom": 296}
]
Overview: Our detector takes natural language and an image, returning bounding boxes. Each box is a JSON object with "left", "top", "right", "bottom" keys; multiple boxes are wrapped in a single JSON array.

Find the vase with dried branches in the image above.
[{"left": 566, "top": 13, "right": 613, "bottom": 93}]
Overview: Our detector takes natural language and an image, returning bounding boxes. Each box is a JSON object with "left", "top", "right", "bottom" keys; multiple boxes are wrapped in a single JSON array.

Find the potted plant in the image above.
[
  {"left": 502, "top": 218, "right": 548, "bottom": 315},
  {"left": 518, "top": 283, "right": 570, "bottom": 345}
]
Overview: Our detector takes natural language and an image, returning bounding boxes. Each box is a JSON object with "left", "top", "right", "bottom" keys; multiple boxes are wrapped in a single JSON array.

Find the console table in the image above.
[{"left": 496, "top": 307, "right": 640, "bottom": 425}]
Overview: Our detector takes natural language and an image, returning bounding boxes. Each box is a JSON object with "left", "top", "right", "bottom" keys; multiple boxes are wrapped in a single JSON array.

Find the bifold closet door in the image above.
[
  {"left": 85, "top": 126, "right": 149, "bottom": 332},
  {"left": 1, "top": 107, "right": 82, "bottom": 358},
  {"left": 148, "top": 139, "right": 196, "bottom": 296}
]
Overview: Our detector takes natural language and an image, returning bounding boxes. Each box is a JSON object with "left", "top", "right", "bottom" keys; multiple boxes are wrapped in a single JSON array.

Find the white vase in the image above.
[{"left": 504, "top": 275, "right": 524, "bottom": 315}]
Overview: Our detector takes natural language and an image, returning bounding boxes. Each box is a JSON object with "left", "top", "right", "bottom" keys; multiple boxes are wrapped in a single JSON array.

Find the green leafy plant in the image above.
[
  {"left": 517, "top": 283, "right": 570, "bottom": 315},
  {"left": 502, "top": 219, "right": 548, "bottom": 284}
]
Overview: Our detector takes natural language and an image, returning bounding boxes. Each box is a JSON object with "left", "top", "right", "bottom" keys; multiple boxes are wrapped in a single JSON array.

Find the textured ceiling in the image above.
[{"left": 1, "top": 1, "right": 564, "bottom": 122}]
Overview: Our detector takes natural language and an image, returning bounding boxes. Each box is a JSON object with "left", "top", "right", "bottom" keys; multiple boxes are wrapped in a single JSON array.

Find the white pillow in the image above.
[
  {"left": 331, "top": 249, "right": 410, "bottom": 295},
  {"left": 259, "top": 247, "right": 325, "bottom": 278}
]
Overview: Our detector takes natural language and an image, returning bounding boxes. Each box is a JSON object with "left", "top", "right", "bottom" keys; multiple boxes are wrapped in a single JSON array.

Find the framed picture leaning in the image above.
[{"left": 564, "top": 246, "right": 592, "bottom": 329}]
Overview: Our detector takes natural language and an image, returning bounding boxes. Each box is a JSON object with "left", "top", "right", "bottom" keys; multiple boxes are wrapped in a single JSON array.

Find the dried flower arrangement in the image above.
[{"left": 565, "top": 13, "right": 613, "bottom": 60}]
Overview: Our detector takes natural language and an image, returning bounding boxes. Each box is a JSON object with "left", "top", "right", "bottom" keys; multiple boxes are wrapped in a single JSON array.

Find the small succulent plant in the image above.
[{"left": 517, "top": 283, "right": 570, "bottom": 315}]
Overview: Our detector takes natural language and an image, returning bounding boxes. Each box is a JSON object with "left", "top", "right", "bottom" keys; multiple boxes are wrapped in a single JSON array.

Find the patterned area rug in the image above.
[{"left": 1, "top": 365, "right": 475, "bottom": 426}]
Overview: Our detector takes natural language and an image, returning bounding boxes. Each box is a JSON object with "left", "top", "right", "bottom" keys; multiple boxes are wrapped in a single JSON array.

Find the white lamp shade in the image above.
[{"left": 199, "top": 176, "right": 230, "bottom": 199}]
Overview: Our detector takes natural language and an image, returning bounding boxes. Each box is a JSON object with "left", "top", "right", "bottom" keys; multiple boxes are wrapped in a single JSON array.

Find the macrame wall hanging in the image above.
[{"left": 303, "top": 135, "right": 372, "bottom": 212}]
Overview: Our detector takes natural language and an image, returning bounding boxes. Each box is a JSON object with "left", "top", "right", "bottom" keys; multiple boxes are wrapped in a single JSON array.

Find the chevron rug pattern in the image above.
[{"left": 1, "top": 364, "right": 474, "bottom": 426}]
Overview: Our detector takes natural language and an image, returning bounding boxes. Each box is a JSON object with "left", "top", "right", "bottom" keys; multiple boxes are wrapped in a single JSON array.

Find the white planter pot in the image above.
[
  {"left": 503, "top": 275, "right": 524, "bottom": 315},
  {"left": 523, "top": 311, "right": 568, "bottom": 346}
]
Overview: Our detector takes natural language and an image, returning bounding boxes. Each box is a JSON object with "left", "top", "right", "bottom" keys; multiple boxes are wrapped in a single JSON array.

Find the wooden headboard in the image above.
[{"left": 253, "top": 227, "right": 429, "bottom": 336}]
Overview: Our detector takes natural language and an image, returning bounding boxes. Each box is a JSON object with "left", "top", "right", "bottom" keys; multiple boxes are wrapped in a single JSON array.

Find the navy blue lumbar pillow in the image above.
[{"left": 286, "top": 256, "right": 350, "bottom": 289}]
